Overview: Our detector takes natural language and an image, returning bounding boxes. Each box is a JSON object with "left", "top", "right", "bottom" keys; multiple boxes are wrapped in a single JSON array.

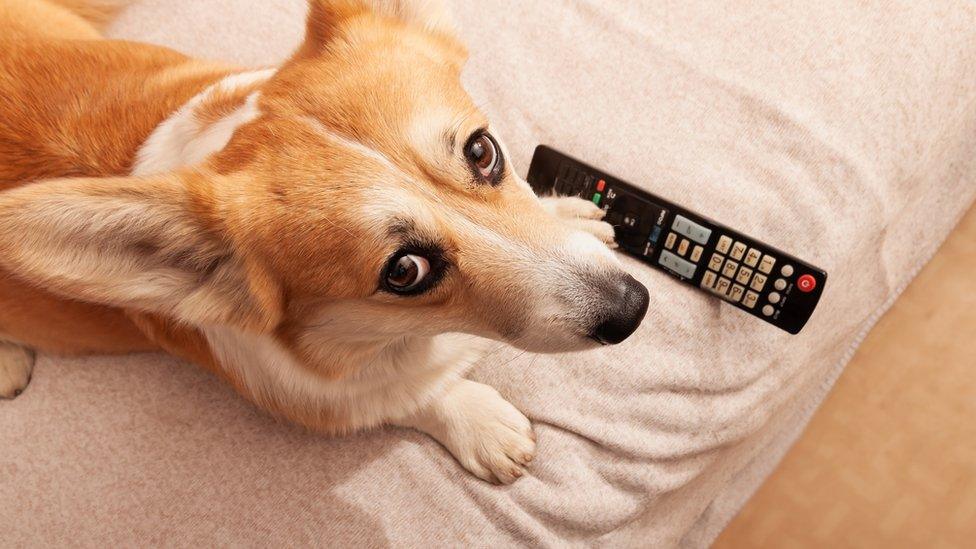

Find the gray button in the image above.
[
  {"left": 781, "top": 264, "right": 795, "bottom": 277},
  {"left": 774, "top": 278, "right": 787, "bottom": 291},
  {"left": 769, "top": 292, "right": 781, "bottom": 304},
  {"left": 762, "top": 305, "right": 775, "bottom": 317},
  {"left": 658, "top": 250, "right": 698, "bottom": 279},
  {"left": 671, "top": 215, "right": 713, "bottom": 245}
]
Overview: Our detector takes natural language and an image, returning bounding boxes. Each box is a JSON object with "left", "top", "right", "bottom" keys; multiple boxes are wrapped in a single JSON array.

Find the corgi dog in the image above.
[{"left": 0, "top": 0, "right": 649, "bottom": 483}]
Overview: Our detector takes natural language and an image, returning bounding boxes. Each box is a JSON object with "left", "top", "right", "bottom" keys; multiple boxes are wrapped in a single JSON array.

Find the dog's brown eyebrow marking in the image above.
[
  {"left": 444, "top": 125, "right": 461, "bottom": 153},
  {"left": 444, "top": 128, "right": 459, "bottom": 152},
  {"left": 444, "top": 110, "right": 477, "bottom": 153},
  {"left": 388, "top": 218, "right": 416, "bottom": 237},
  {"left": 387, "top": 219, "right": 448, "bottom": 255}
]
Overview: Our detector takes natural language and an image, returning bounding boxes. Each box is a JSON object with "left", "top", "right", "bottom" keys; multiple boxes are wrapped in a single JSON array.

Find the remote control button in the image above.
[
  {"left": 722, "top": 260, "right": 739, "bottom": 278},
  {"left": 797, "top": 274, "right": 817, "bottom": 293},
  {"left": 690, "top": 245, "right": 704, "bottom": 263},
  {"left": 649, "top": 225, "right": 662, "bottom": 243},
  {"left": 665, "top": 232, "right": 677, "bottom": 250},
  {"left": 716, "top": 236, "right": 733, "bottom": 254},
  {"left": 744, "top": 248, "right": 761, "bottom": 268},
  {"left": 730, "top": 242, "right": 747, "bottom": 261},
  {"left": 735, "top": 266, "right": 753, "bottom": 285},
  {"left": 728, "top": 284, "right": 745, "bottom": 303},
  {"left": 702, "top": 271, "right": 717, "bottom": 290},
  {"left": 759, "top": 256, "right": 776, "bottom": 274},
  {"left": 743, "top": 291, "right": 759, "bottom": 309},
  {"left": 622, "top": 214, "right": 640, "bottom": 228},
  {"left": 768, "top": 292, "right": 781, "bottom": 304},
  {"left": 750, "top": 273, "right": 768, "bottom": 292},
  {"left": 781, "top": 264, "right": 795, "bottom": 277},
  {"left": 592, "top": 193, "right": 602, "bottom": 205},
  {"left": 678, "top": 238, "right": 690, "bottom": 256},
  {"left": 658, "top": 250, "right": 698, "bottom": 279},
  {"left": 774, "top": 278, "right": 787, "bottom": 291},
  {"left": 762, "top": 304, "right": 775, "bottom": 317},
  {"left": 716, "top": 277, "right": 732, "bottom": 294},
  {"left": 708, "top": 253, "right": 724, "bottom": 271},
  {"left": 671, "top": 215, "right": 713, "bottom": 245},
  {"left": 596, "top": 179, "right": 606, "bottom": 192}
]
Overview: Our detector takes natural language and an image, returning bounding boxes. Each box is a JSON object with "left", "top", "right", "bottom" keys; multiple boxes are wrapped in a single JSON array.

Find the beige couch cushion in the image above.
[{"left": 3, "top": 0, "right": 975, "bottom": 546}]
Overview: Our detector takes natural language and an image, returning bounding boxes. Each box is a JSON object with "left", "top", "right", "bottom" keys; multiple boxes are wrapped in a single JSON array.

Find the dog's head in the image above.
[{"left": 0, "top": 0, "right": 648, "bottom": 362}]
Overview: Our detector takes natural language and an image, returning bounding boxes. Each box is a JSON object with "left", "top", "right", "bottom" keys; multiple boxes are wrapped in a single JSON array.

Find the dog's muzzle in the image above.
[{"left": 590, "top": 274, "right": 650, "bottom": 345}]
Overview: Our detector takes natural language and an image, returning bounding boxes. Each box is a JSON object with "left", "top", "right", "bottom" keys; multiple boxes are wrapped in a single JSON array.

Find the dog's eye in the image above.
[
  {"left": 465, "top": 132, "right": 502, "bottom": 181},
  {"left": 385, "top": 253, "right": 431, "bottom": 293}
]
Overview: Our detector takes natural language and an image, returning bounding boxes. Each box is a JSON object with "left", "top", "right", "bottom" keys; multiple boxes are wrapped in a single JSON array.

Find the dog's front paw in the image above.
[
  {"left": 0, "top": 342, "right": 35, "bottom": 399},
  {"left": 541, "top": 196, "right": 617, "bottom": 247},
  {"left": 541, "top": 195, "right": 605, "bottom": 221},
  {"left": 395, "top": 380, "right": 536, "bottom": 484}
]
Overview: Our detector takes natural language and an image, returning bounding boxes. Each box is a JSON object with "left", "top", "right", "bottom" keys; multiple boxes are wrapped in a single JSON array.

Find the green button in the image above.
[{"left": 592, "top": 193, "right": 602, "bottom": 205}]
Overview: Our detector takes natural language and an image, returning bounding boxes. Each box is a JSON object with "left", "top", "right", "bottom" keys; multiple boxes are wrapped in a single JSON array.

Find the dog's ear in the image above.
[
  {"left": 298, "top": 0, "right": 460, "bottom": 58},
  {"left": 0, "top": 172, "right": 281, "bottom": 332}
]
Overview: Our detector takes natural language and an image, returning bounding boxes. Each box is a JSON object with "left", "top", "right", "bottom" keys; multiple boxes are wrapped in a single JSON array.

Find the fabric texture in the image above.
[{"left": 3, "top": 0, "right": 976, "bottom": 546}]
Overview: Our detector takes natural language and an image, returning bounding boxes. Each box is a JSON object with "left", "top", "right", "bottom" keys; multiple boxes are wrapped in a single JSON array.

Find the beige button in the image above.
[
  {"left": 708, "top": 253, "right": 724, "bottom": 271},
  {"left": 665, "top": 232, "right": 677, "bottom": 250},
  {"left": 781, "top": 264, "right": 795, "bottom": 277},
  {"left": 769, "top": 292, "right": 781, "bottom": 304},
  {"left": 762, "top": 304, "right": 775, "bottom": 317},
  {"left": 690, "top": 245, "right": 704, "bottom": 263},
  {"left": 759, "top": 255, "right": 776, "bottom": 274},
  {"left": 728, "top": 284, "right": 745, "bottom": 303},
  {"left": 716, "top": 235, "right": 733, "bottom": 254},
  {"left": 735, "top": 267, "right": 753, "bottom": 285},
  {"left": 730, "top": 242, "right": 747, "bottom": 261},
  {"left": 751, "top": 273, "right": 768, "bottom": 292},
  {"left": 774, "top": 278, "right": 788, "bottom": 291},
  {"left": 722, "top": 260, "right": 739, "bottom": 278},
  {"left": 716, "top": 277, "right": 732, "bottom": 294},
  {"left": 677, "top": 238, "right": 690, "bottom": 256},
  {"left": 701, "top": 271, "right": 717, "bottom": 290},
  {"left": 743, "top": 291, "right": 759, "bottom": 309},
  {"left": 745, "top": 248, "right": 761, "bottom": 268}
]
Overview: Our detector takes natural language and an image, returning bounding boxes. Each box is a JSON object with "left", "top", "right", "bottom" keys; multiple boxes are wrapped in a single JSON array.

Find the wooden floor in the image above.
[{"left": 715, "top": 205, "right": 976, "bottom": 548}]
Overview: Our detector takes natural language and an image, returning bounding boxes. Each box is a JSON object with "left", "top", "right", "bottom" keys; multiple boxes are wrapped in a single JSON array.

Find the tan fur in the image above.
[
  {"left": 0, "top": 0, "right": 645, "bottom": 482},
  {"left": 46, "top": 0, "right": 131, "bottom": 27}
]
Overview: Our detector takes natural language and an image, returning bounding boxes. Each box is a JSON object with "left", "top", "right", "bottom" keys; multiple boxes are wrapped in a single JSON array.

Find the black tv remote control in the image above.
[{"left": 527, "top": 146, "right": 827, "bottom": 334}]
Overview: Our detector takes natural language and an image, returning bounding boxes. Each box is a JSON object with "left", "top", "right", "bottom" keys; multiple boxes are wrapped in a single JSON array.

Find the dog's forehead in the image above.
[{"left": 275, "top": 34, "right": 473, "bottom": 134}]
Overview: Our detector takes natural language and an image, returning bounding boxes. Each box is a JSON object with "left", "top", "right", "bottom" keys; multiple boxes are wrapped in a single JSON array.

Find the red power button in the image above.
[{"left": 797, "top": 274, "right": 817, "bottom": 293}]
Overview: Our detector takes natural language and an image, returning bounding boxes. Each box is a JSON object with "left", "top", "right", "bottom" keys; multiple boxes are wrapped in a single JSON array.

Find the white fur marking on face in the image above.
[
  {"left": 132, "top": 68, "right": 276, "bottom": 176},
  {"left": 296, "top": 115, "right": 404, "bottom": 176}
]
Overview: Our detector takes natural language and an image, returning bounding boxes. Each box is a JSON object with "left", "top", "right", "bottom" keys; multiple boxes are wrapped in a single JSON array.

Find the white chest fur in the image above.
[{"left": 203, "top": 325, "right": 488, "bottom": 430}]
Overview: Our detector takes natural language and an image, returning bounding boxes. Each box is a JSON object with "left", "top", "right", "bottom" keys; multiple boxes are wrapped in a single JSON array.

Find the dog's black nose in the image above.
[{"left": 591, "top": 274, "right": 650, "bottom": 345}]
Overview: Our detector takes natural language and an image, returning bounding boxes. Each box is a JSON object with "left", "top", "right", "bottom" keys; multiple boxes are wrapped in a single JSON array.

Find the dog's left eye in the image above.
[
  {"left": 384, "top": 253, "right": 431, "bottom": 294},
  {"left": 465, "top": 132, "right": 502, "bottom": 181}
]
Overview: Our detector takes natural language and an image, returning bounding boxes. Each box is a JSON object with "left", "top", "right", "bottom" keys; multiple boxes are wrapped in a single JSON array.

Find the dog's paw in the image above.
[
  {"left": 396, "top": 380, "right": 536, "bottom": 484},
  {"left": 541, "top": 195, "right": 606, "bottom": 221},
  {"left": 572, "top": 218, "right": 617, "bottom": 247},
  {"left": 0, "top": 342, "right": 35, "bottom": 399},
  {"left": 442, "top": 383, "right": 537, "bottom": 484},
  {"left": 541, "top": 196, "right": 617, "bottom": 247}
]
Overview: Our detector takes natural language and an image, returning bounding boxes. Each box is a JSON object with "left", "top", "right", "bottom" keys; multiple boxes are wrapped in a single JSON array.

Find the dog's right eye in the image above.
[
  {"left": 384, "top": 252, "right": 432, "bottom": 294},
  {"left": 464, "top": 131, "right": 503, "bottom": 183}
]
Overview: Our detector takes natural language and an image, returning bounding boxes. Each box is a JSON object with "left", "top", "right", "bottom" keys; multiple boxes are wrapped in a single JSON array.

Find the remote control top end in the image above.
[{"left": 526, "top": 145, "right": 826, "bottom": 335}]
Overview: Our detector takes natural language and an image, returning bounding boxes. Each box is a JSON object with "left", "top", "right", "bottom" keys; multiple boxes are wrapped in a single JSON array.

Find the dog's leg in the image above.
[
  {"left": 540, "top": 196, "right": 616, "bottom": 246},
  {"left": 394, "top": 379, "right": 537, "bottom": 484},
  {"left": 0, "top": 340, "right": 35, "bottom": 399}
]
